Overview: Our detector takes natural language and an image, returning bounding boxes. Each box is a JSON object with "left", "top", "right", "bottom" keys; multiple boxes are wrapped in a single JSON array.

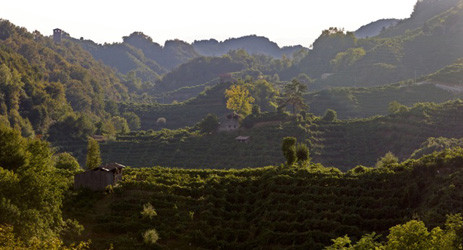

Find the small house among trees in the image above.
[
  {"left": 74, "top": 163, "right": 125, "bottom": 191},
  {"left": 218, "top": 113, "right": 240, "bottom": 132}
]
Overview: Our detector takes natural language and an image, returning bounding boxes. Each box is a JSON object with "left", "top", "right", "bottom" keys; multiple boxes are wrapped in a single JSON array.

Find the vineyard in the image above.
[
  {"left": 120, "top": 82, "right": 232, "bottom": 130},
  {"left": 307, "top": 81, "right": 463, "bottom": 119},
  {"left": 66, "top": 148, "right": 463, "bottom": 249},
  {"left": 97, "top": 99, "right": 463, "bottom": 170}
]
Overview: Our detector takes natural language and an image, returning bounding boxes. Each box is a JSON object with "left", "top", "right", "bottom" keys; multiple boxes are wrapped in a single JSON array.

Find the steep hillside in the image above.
[
  {"left": 155, "top": 56, "right": 245, "bottom": 93},
  {"left": 380, "top": 0, "right": 461, "bottom": 38},
  {"left": 66, "top": 148, "right": 463, "bottom": 249},
  {"left": 306, "top": 58, "right": 463, "bottom": 119},
  {"left": 0, "top": 20, "right": 128, "bottom": 136},
  {"left": 288, "top": 0, "right": 463, "bottom": 89},
  {"left": 121, "top": 81, "right": 232, "bottom": 130},
  {"left": 75, "top": 38, "right": 164, "bottom": 82},
  {"left": 354, "top": 19, "right": 399, "bottom": 38}
]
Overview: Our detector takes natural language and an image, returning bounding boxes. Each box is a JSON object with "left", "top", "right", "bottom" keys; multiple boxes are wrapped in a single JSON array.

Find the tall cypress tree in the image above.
[{"left": 86, "top": 137, "right": 101, "bottom": 170}]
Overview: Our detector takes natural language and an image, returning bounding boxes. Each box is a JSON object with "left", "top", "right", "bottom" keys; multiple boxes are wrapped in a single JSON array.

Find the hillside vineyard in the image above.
[{"left": 2, "top": 0, "right": 463, "bottom": 249}]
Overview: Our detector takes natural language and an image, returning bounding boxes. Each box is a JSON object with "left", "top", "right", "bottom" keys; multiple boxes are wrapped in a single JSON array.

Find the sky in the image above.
[{"left": 0, "top": 0, "right": 418, "bottom": 47}]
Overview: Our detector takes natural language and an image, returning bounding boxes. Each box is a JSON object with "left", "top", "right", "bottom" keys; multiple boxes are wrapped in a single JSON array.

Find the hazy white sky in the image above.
[{"left": 0, "top": 0, "right": 417, "bottom": 47}]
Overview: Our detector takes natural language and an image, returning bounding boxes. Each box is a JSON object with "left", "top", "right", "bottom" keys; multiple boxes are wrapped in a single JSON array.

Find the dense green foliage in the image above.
[
  {"left": 86, "top": 138, "right": 101, "bottom": 170},
  {"left": 411, "top": 137, "right": 463, "bottom": 159},
  {"left": 66, "top": 147, "right": 463, "bottom": 249},
  {"left": 328, "top": 214, "right": 463, "bottom": 249},
  {"left": 0, "top": 125, "right": 82, "bottom": 243},
  {"left": 281, "top": 137, "right": 297, "bottom": 165}
]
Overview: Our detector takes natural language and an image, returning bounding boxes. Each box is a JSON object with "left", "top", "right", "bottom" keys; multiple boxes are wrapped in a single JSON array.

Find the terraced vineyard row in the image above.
[
  {"left": 68, "top": 148, "right": 463, "bottom": 249},
  {"left": 97, "top": 100, "right": 463, "bottom": 170}
]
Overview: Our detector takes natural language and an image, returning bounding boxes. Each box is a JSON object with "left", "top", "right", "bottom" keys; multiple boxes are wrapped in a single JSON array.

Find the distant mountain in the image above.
[
  {"left": 354, "top": 18, "right": 399, "bottom": 38},
  {"left": 72, "top": 32, "right": 199, "bottom": 82},
  {"left": 123, "top": 33, "right": 199, "bottom": 71},
  {"left": 192, "top": 35, "right": 305, "bottom": 58},
  {"left": 72, "top": 33, "right": 305, "bottom": 84}
]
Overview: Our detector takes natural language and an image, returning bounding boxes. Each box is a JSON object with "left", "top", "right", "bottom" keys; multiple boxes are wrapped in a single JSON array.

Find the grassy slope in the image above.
[{"left": 66, "top": 148, "right": 463, "bottom": 249}]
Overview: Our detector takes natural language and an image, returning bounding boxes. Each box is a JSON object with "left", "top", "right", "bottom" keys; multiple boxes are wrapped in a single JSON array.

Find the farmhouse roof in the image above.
[
  {"left": 235, "top": 136, "right": 250, "bottom": 141},
  {"left": 94, "top": 163, "right": 125, "bottom": 172}
]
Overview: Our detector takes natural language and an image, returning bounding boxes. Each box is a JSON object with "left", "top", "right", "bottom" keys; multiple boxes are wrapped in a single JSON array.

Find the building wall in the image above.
[
  {"left": 218, "top": 119, "right": 239, "bottom": 132},
  {"left": 74, "top": 171, "right": 114, "bottom": 191}
]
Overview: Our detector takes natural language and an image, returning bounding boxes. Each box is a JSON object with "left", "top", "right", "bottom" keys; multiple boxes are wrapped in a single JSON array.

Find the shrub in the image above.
[
  {"left": 322, "top": 109, "right": 337, "bottom": 122},
  {"left": 141, "top": 203, "right": 157, "bottom": 219},
  {"left": 282, "top": 137, "right": 297, "bottom": 166},
  {"left": 143, "top": 229, "right": 160, "bottom": 245},
  {"left": 375, "top": 152, "right": 399, "bottom": 168},
  {"left": 296, "top": 143, "right": 310, "bottom": 164}
]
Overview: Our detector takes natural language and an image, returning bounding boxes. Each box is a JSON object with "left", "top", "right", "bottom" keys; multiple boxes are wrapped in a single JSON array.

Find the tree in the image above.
[
  {"left": 282, "top": 137, "right": 297, "bottom": 166},
  {"left": 143, "top": 229, "right": 160, "bottom": 245},
  {"left": 123, "top": 112, "right": 141, "bottom": 130},
  {"left": 389, "top": 101, "right": 409, "bottom": 114},
  {"left": 386, "top": 220, "right": 432, "bottom": 249},
  {"left": 54, "top": 152, "right": 81, "bottom": 185},
  {"left": 278, "top": 79, "right": 308, "bottom": 114},
  {"left": 225, "top": 84, "right": 255, "bottom": 116},
  {"left": 375, "top": 151, "right": 399, "bottom": 168},
  {"left": 0, "top": 125, "right": 76, "bottom": 241},
  {"left": 156, "top": 117, "right": 167, "bottom": 129},
  {"left": 110, "top": 116, "right": 130, "bottom": 134},
  {"left": 86, "top": 137, "right": 101, "bottom": 170},
  {"left": 330, "top": 47, "right": 366, "bottom": 71},
  {"left": 323, "top": 109, "right": 338, "bottom": 122},
  {"left": 327, "top": 215, "right": 463, "bottom": 249},
  {"left": 296, "top": 143, "right": 310, "bottom": 165},
  {"left": 197, "top": 113, "right": 219, "bottom": 134},
  {"left": 248, "top": 79, "right": 278, "bottom": 112},
  {"left": 54, "top": 152, "right": 80, "bottom": 172}
]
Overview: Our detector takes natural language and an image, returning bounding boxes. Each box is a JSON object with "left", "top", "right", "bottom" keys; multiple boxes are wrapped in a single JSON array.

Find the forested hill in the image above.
[
  {"left": 0, "top": 20, "right": 128, "bottom": 137},
  {"left": 72, "top": 33, "right": 305, "bottom": 84},
  {"left": 379, "top": 0, "right": 462, "bottom": 38},
  {"left": 287, "top": 0, "right": 463, "bottom": 88},
  {"left": 73, "top": 32, "right": 199, "bottom": 83},
  {"left": 192, "top": 35, "right": 305, "bottom": 58}
]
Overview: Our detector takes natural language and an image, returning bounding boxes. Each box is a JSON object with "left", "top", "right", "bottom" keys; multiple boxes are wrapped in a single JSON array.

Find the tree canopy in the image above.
[
  {"left": 278, "top": 79, "right": 308, "bottom": 114},
  {"left": 225, "top": 84, "right": 255, "bottom": 116}
]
